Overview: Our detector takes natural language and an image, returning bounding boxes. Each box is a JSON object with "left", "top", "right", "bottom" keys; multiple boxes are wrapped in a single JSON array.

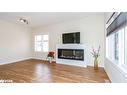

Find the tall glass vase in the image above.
[{"left": 94, "top": 57, "right": 98, "bottom": 70}]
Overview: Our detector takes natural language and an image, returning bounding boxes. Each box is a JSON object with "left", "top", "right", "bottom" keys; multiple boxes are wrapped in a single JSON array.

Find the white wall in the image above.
[
  {"left": 0, "top": 20, "right": 31, "bottom": 65},
  {"left": 32, "top": 14, "right": 105, "bottom": 67}
]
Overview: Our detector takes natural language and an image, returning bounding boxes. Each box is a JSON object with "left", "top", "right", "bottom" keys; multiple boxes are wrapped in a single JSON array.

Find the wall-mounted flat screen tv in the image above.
[{"left": 62, "top": 32, "right": 80, "bottom": 44}]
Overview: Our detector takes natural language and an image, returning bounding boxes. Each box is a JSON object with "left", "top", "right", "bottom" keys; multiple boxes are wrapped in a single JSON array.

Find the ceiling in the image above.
[{"left": 0, "top": 12, "right": 103, "bottom": 28}]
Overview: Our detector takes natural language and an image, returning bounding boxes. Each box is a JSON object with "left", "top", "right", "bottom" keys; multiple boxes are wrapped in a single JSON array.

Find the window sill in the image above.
[
  {"left": 106, "top": 57, "right": 127, "bottom": 78},
  {"left": 120, "top": 64, "right": 127, "bottom": 75}
]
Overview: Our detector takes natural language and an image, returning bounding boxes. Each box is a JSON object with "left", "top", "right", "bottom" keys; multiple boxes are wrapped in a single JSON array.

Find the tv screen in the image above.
[{"left": 62, "top": 32, "right": 80, "bottom": 44}]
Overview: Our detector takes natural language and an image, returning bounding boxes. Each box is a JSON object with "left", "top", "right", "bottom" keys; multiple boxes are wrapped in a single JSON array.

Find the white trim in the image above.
[
  {"left": 31, "top": 57, "right": 56, "bottom": 61},
  {"left": 31, "top": 57, "right": 45, "bottom": 60},
  {"left": 0, "top": 57, "right": 32, "bottom": 65}
]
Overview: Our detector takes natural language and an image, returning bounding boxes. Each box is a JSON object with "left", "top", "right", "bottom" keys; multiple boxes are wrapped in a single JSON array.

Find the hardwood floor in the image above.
[{"left": 0, "top": 59, "right": 110, "bottom": 83}]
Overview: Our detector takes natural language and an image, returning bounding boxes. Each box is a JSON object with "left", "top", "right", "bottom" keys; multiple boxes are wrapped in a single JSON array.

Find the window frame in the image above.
[
  {"left": 34, "top": 34, "right": 49, "bottom": 52},
  {"left": 106, "top": 25, "right": 127, "bottom": 66}
]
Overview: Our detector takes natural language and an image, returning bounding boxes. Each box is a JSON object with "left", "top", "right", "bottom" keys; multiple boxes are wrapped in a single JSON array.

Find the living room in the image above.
[
  {"left": 0, "top": 12, "right": 127, "bottom": 83},
  {"left": 1, "top": 0, "right": 127, "bottom": 94}
]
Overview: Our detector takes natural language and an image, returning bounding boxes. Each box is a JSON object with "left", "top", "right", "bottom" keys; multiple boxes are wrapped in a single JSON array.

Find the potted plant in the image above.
[
  {"left": 47, "top": 51, "right": 55, "bottom": 63},
  {"left": 91, "top": 46, "right": 100, "bottom": 70}
]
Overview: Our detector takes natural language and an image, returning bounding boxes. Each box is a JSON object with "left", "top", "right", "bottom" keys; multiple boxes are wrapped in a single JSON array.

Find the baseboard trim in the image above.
[
  {"left": 0, "top": 57, "right": 32, "bottom": 65},
  {"left": 31, "top": 57, "right": 56, "bottom": 61},
  {"left": 31, "top": 57, "right": 56, "bottom": 63}
]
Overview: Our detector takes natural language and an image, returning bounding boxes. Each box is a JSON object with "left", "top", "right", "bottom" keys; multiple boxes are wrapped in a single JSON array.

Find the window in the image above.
[
  {"left": 114, "top": 33, "right": 119, "bottom": 61},
  {"left": 125, "top": 27, "right": 127, "bottom": 65},
  {"left": 35, "top": 35, "right": 49, "bottom": 52},
  {"left": 106, "top": 26, "right": 126, "bottom": 65},
  {"left": 106, "top": 12, "right": 127, "bottom": 70}
]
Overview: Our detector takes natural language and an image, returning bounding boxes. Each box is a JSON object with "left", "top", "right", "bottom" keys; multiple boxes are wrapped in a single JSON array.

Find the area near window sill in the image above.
[{"left": 106, "top": 57, "right": 127, "bottom": 78}]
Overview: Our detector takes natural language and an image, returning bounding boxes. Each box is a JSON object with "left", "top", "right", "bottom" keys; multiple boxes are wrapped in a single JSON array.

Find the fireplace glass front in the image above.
[{"left": 58, "top": 49, "right": 84, "bottom": 61}]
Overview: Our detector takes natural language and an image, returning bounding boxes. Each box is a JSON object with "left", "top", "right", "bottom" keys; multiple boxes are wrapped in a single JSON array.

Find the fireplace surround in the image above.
[{"left": 56, "top": 44, "right": 90, "bottom": 67}]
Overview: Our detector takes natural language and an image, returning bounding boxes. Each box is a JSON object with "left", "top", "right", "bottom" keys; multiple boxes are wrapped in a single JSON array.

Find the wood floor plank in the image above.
[{"left": 0, "top": 59, "right": 110, "bottom": 83}]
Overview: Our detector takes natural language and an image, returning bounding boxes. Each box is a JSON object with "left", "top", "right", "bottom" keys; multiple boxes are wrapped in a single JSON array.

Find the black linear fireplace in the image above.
[{"left": 58, "top": 49, "right": 84, "bottom": 61}]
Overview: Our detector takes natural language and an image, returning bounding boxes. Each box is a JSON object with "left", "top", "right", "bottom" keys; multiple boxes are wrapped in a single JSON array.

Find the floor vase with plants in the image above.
[
  {"left": 94, "top": 57, "right": 98, "bottom": 70},
  {"left": 91, "top": 46, "right": 100, "bottom": 70}
]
